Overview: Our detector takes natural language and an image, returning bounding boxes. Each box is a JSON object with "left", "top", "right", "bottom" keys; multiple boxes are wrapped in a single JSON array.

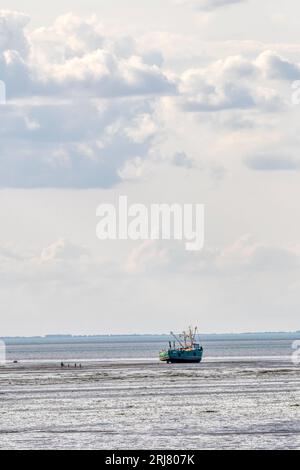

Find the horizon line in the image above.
[{"left": 1, "top": 330, "right": 300, "bottom": 340}]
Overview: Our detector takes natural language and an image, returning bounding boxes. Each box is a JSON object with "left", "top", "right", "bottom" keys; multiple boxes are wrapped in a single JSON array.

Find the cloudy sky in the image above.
[{"left": 1, "top": 0, "right": 300, "bottom": 335}]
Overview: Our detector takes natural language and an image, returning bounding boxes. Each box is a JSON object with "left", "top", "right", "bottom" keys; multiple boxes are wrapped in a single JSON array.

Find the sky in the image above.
[{"left": 1, "top": 0, "right": 300, "bottom": 335}]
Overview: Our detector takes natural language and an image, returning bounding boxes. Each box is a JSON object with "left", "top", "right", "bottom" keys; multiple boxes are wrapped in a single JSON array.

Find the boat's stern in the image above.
[{"left": 159, "top": 350, "right": 170, "bottom": 362}]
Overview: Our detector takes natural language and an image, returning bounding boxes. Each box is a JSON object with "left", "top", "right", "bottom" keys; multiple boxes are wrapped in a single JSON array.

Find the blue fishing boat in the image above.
[{"left": 159, "top": 327, "right": 203, "bottom": 364}]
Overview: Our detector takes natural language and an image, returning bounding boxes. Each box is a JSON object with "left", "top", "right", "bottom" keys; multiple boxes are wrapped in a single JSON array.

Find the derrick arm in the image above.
[{"left": 170, "top": 331, "right": 185, "bottom": 349}]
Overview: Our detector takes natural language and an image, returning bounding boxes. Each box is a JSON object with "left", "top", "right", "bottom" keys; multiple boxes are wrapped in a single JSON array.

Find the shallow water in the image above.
[
  {"left": 0, "top": 335, "right": 300, "bottom": 450},
  {"left": 0, "top": 359, "right": 300, "bottom": 450}
]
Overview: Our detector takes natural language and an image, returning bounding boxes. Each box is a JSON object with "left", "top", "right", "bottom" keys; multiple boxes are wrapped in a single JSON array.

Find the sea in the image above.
[
  {"left": 2, "top": 332, "right": 300, "bottom": 363},
  {"left": 0, "top": 333, "right": 299, "bottom": 450}
]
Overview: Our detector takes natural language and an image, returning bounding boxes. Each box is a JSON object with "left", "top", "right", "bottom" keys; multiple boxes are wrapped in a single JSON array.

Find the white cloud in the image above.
[
  {"left": 0, "top": 11, "right": 299, "bottom": 189},
  {"left": 1, "top": 232, "right": 300, "bottom": 334},
  {"left": 124, "top": 235, "right": 300, "bottom": 276},
  {"left": 0, "top": 12, "right": 176, "bottom": 100},
  {"left": 0, "top": 238, "right": 114, "bottom": 285},
  {"left": 1, "top": 5, "right": 300, "bottom": 335},
  {"left": 38, "top": 52, "right": 176, "bottom": 99},
  {"left": 214, "top": 235, "right": 300, "bottom": 273},
  {"left": 179, "top": 52, "right": 288, "bottom": 112},
  {"left": 0, "top": 11, "right": 179, "bottom": 188},
  {"left": 3, "top": 235, "right": 298, "bottom": 285},
  {"left": 124, "top": 113, "right": 158, "bottom": 143}
]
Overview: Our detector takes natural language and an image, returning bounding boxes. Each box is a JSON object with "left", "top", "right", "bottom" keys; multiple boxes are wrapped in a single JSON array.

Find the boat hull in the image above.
[
  {"left": 166, "top": 358, "right": 202, "bottom": 364},
  {"left": 159, "top": 347, "right": 203, "bottom": 364}
]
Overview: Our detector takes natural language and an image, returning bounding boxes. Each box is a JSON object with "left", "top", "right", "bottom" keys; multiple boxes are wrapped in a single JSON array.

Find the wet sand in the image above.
[{"left": 0, "top": 359, "right": 300, "bottom": 450}]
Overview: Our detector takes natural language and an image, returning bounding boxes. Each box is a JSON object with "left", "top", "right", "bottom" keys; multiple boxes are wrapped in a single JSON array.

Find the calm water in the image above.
[{"left": 2, "top": 333, "right": 300, "bottom": 363}]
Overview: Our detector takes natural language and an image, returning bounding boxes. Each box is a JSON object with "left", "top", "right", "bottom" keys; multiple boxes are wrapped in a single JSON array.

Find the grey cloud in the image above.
[
  {"left": 250, "top": 246, "right": 299, "bottom": 271},
  {"left": 175, "top": 0, "right": 247, "bottom": 12},
  {"left": 0, "top": 11, "right": 176, "bottom": 188},
  {"left": 41, "top": 239, "right": 89, "bottom": 261},
  {"left": 0, "top": 50, "right": 32, "bottom": 98},
  {"left": 182, "top": 83, "right": 255, "bottom": 112},
  {"left": 245, "top": 154, "right": 300, "bottom": 171},
  {"left": 256, "top": 51, "right": 300, "bottom": 81},
  {"left": 0, "top": 10, "right": 30, "bottom": 57},
  {"left": 0, "top": 99, "right": 154, "bottom": 188},
  {"left": 172, "top": 152, "right": 194, "bottom": 168}
]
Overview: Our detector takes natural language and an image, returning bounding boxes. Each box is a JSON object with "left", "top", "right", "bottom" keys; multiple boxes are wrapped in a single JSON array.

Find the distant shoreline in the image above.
[{"left": 1, "top": 331, "right": 300, "bottom": 343}]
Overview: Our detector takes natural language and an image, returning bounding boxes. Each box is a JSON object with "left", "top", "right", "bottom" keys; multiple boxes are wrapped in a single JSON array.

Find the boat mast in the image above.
[
  {"left": 171, "top": 327, "right": 199, "bottom": 349},
  {"left": 189, "top": 326, "right": 198, "bottom": 347},
  {"left": 170, "top": 331, "right": 185, "bottom": 349},
  {"left": 188, "top": 327, "right": 192, "bottom": 347}
]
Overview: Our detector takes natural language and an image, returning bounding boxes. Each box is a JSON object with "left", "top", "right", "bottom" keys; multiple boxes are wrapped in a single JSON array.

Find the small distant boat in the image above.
[{"left": 159, "top": 327, "right": 203, "bottom": 364}]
